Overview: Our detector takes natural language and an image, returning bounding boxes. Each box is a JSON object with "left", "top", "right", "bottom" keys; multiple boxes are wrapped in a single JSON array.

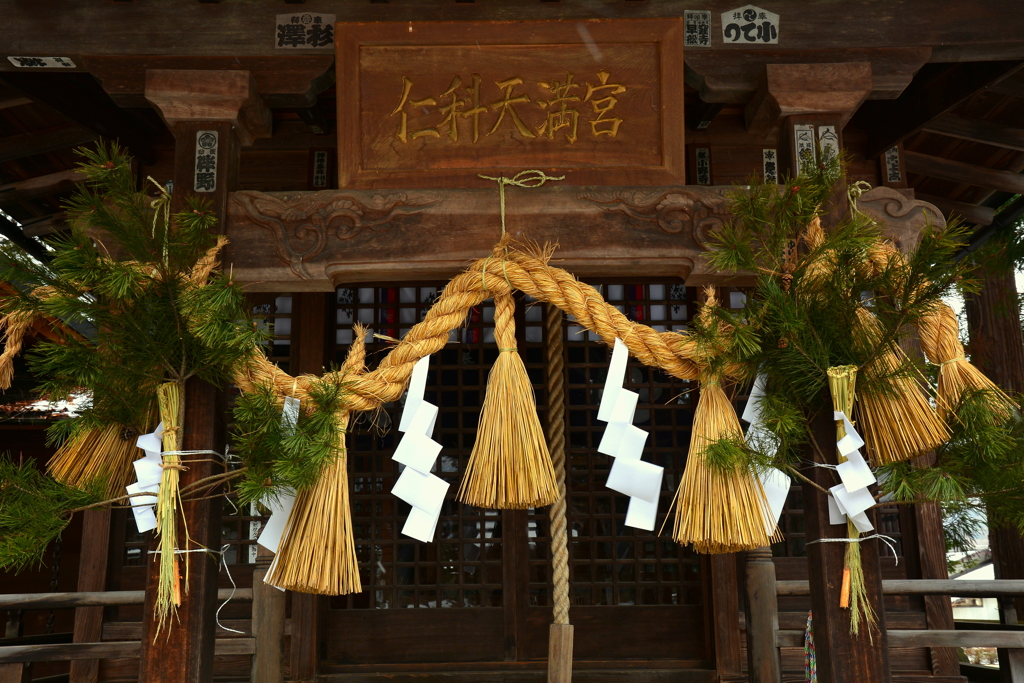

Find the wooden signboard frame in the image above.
[{"left": 335, "top": 19, "right": 685, "bottom": 189}]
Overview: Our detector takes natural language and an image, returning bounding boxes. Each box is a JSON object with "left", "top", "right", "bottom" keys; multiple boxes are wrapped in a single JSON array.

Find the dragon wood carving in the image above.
[
  {"left": 577, "top": 187, "right": 734, "bottom": 250},
  {"left": 233, "top": 190, "right": 440, "bottom": 280}
]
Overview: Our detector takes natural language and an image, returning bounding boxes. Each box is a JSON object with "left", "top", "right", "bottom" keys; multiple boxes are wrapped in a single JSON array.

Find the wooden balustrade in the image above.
[{"left": 744, "top": 557, "right": 1024, "bottom": 682}]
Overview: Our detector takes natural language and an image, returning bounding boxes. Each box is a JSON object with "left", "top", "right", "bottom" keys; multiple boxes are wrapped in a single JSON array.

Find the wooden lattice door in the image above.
[{"left": 323, "top": 281, "right": 713, "bottom": 671}]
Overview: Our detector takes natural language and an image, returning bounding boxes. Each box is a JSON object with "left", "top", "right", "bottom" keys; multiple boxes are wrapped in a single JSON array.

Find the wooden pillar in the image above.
[
  {"left": 965, "top": 264, "right": 1024, "bottom": 682},
  {"left": 252, "top": 547, "right": 286, "bottom": 683},
  {"left": 288, "top": 291, "right": 331, "bottom": 681},
  {"left": 138, "top": 376, "right": 227, "bottom": 683},
  {"left": 138, "top": 70, "right": 269, "bottom": 683},
  {"left": 771, "top": 87, "right": 891, "bottom": 680},
  {"left": 69, "top": 508, "right": 112, "bottom": 683},
  {"left": 744, "top": 547, "right": 781, "bottom": 683},
  {"left": 801, "top": 409, "right": 891, "bottom": 683},
  {"left": 711, "top": 554, "right": 742, "bottom": 677}
]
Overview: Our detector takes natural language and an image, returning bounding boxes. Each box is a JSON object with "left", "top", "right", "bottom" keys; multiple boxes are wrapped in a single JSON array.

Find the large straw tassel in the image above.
[
  {"left": 265, "top": 412, "right": 361, "bottom": 594},
  {"left": 264, "top": 327, "right": 368, "bottom": 595},
  {"left": 671, "top": 379, "right": 781, "bottom": 553},
  {"left": 459, "top": 293, "right": 558, "bottom": 509},
  {"left": 853, "top": 306, "right": 948, "bottom": 464},
  {"left": 671, "top": 287, "right": 780, "bottom": 553},
  {"left": 918, "top": 301, "right": 1016, "bottom": 421}
]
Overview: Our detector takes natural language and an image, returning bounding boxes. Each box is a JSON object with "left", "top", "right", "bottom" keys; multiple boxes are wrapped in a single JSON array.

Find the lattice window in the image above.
[{"left": 332, "top": 285, "right": 505, "bottom": 610}]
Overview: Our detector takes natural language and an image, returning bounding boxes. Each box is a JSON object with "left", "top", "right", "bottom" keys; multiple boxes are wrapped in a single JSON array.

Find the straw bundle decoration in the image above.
[
  {"left": 458, "top": 293, "right": 558, "bottom": 509},
  {"left": 154, "top": 380, "right": 184, "bottom": 634},
  {"left": 919, "top": 302, "right": 1016, "bottom": 421},
  {"left": 853, "top": 306, "right": 948, "bottom": 464},
  {"left": 265, "top": 413, "right": 360, "bottom": 594},
  {"left": 827, "top": 365, "right": 876, "bottom": 636},
  {"left": 670, "top": 287, "right": 780, "bottom": 553},
  {"left": 48, "top": 422, "right": 149, "bottom": 496}
]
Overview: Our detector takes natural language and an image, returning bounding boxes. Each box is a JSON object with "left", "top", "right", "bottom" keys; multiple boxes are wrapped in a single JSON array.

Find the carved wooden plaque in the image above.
[{"left": 335, "top": 19, "right": 684, "bottom": 189}]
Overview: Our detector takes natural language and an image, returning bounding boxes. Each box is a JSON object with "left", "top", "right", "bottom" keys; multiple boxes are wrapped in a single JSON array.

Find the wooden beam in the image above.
[
  {"left": 0, "top": 639, "right": 254, "bottom": 664},
  {"left": 776, "top": 630, "right": 1024, "bottom": 649},
  {"left": 987, "top": 72, "right": 1024, "bottom": 99},
  {"left": 0, "top": 169, "right": 86, "bottom": 205},
  {"left": 923, "top": 112, "right": 1024, "bottom": 152},
  {"left": 0, "top": 97, "right": 32, "bottom": 111},
  {"left": 916, "top": 193, "right": 995, "bottom": 226},
  {"left": 904, "top": 149, "right": 1024, "bottom": 195},
  {"left": 710, "top": 554, "right": 742, "bottom": 676},
  {"left": 251, "top": 549, "right": 286, "bottom": 683},
  {"left": 3, "top": 1, "right": 1024, "bottom": 58},
  {"left": 19, "top": 213, "right": 68, "bottom": 238},
  {"left": 225, "top": 185, "right": 943, "bottom": 292},
  {"left": 776, "top": 579, "right": 1024, "bottom": 596},
  {"left": 0, "top": 215, "right": 51, "bottom": 263},
  {"left": 0, "top": 589, "right": 250, "bottom": 610},
  {"left": 0, "top": 126, "right": 97, "bottom": 164},
  {"left": 688, "top": 47, "right": 928, "bottom": 105},
  {"left": 859, "top": 61, "right": 1024, "bottom": 158},
  {"left": 0, "top": 73, "right": 156, "bottom": 164}
]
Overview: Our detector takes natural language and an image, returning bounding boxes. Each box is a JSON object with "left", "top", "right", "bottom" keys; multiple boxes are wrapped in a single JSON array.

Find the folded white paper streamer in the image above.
[{"left": 597, "top": 338, "right": 629, "bottom": 423}]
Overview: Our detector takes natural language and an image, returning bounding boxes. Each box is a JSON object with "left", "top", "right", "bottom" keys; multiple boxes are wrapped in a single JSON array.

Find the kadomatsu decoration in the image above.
[
  {"left": 4, "top": 148, "right": 1024, "bottom": 641},
  {"left": 0, "top": 143, "right": 264, "bottom": 631}
]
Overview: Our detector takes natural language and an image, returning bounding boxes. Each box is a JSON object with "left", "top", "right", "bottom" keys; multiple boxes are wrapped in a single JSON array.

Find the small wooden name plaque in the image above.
[{"left": 336, "top": 19, "right": 684, "bottom": 189}]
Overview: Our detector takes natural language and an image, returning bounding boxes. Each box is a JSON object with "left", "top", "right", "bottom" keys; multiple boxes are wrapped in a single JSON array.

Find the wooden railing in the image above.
[
  {"left": 0, "top": 589, "right": 254, "bottom": 677},
  {"left": 745, "top": 547, "right": 1024, "bottom": 682}
]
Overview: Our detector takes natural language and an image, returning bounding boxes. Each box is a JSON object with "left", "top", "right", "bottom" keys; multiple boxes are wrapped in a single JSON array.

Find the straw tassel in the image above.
[
  {"left": 670, "top": 287, "right": 780, "bottom": 553},
  {"left": 671, "top": 378, "right": 781, "bottom": 553},
  {"left": 265, "top": 412, "right": 361, "bottom": 594},
  {"left": 154, "top": 380, "right": 184, "bottom": 635},
  {"left": 458, "top": 293, "right": 558, "bottom": 509},
  {"left": 918, "top": 301, "right": 1016, "bottom": 421},
  {"left": 853, "top": 306, "right": 948, "bottom": 464}
]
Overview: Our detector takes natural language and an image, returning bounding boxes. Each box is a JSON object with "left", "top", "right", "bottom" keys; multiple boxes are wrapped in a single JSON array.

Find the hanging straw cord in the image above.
[
  {"left": 233, "top": 244, "right": 700, "bottom": 412},
  {"left": 478, "top": 171, "right": 566, "bottom": 237},
  {"left": 544, "top": 302, "right": 571, "bottom": 626},
  {"left": 148, "top": 544, "right": 244, "bottom": 634}
]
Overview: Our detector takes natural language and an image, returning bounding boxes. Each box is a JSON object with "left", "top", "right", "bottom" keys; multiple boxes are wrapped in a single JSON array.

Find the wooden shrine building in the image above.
[{"left": 3, "top": 2, "right": 1024, "bottom": 683}]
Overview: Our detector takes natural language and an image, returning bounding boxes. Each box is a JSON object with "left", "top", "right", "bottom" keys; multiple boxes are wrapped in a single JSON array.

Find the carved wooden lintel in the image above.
[{"left": 225, "top": 185, "right": 943, "bottom": 291}]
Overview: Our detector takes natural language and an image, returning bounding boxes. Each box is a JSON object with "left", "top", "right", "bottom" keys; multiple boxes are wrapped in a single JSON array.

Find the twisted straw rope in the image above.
[
  {"left": 234, "top": 244, "right": 699, "bottom": 412},
  {"left": 545, "top": 302, "right": 570, "bottom": 626}
]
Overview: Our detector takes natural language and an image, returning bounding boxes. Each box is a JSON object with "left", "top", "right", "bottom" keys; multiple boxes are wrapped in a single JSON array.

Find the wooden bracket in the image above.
[
  {"left": 745, "top": 63, "right": 873, "bottom": 138},
  {"left": 144, "top": 69, "right": 271, "bottom": 146}
]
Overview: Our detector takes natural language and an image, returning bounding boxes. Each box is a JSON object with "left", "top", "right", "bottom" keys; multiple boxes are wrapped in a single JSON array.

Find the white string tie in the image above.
[{"left": 807, "top": 533, "right": 899, "bottom": 566}]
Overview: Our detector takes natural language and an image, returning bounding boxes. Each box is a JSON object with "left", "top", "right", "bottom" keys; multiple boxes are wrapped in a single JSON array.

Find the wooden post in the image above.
[
  {"left": 965, "top": 264, "right": 1024, "bottom": 683},
  {"left": 745, "top": 547, "right": 782, "bottom": 683},
  {"left": 251, "top": 547, "right": 286, "bottom": 683},
  {"left": 547, "top": 624, "right": 573, "bottom": 683},
  {"left": 801, "top": 408, "right": 891, "bottom": 683},
  {"left": 711, "top": 554, "right": 742, "bottom": 677},
  {"left": 774, "top": 96, "right": 892, "bottom": 681},
  {"left": 137, "top": 70, "right": 267, "bottom": 683},
  {"left": 69, "top": 508, "right": 112, "bottom": 683},
  {"left": 0, "top": 664, "right": 29, "bottom": 683},
  {"left": 138, "top": 376, "right": 227, "bottom": 683},
  {"left": 289, "top": 292, "right": 331, "bottom": 682}
]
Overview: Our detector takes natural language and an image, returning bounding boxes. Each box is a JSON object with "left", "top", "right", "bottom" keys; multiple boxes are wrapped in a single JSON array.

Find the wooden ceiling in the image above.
[{"left": 0, "top": 0, "right": 1023, "bottom": 247}]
